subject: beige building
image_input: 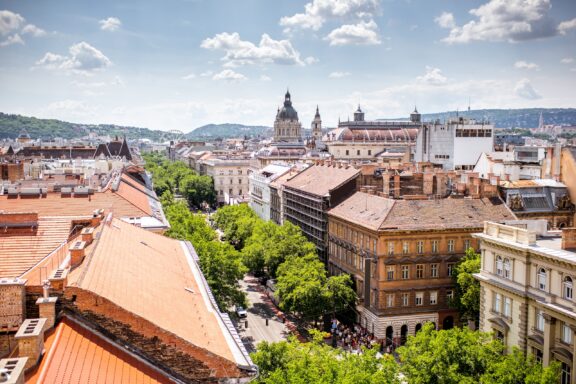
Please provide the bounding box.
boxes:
[200,154,254,204]
[475,222,576,384]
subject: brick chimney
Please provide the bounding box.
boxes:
[69,240,87,267]
[14,318,46,370]
[80,227,95,244]
[35,281,58,331]
[90,209,104,226]
[562,228,576,251]
[0,357,28,384]
[0,278,27,331]
[48,267,68,292]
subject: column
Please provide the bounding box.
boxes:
[543,313,556,366]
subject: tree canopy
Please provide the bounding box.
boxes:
[452,247,482,322]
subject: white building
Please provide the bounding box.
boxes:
[475,222,576,384]
[249,163,291,221]
[415,117,494,170]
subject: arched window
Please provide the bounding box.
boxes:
[503,258,511,279]
[496,256,503,276]
[564,276,573,300]
[538,268,547,291]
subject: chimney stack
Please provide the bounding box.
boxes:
[48,268,68,292]
[80,227,95,245]
[69,240,87,267]
[0,278,27,331]
[14,318,46,370]
[36,281,58,331]
[0,357,28,384]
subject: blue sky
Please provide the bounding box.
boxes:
[0,0,575,131]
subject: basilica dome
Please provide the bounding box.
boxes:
[277,91,299,121]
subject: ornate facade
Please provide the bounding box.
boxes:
[273,91,302,143]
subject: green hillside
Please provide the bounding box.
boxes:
[186,123,272,139]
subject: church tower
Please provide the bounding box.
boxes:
[353,105,365,122]
[410,106,421,123]
[273,90,302,143]
[311,105,322,141]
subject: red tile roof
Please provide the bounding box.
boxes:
[28,317,172,384]
[284,163,360,197]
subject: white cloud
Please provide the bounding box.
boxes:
[328,71,350,78]
[441,0,560,44]
[21,24,46,37]
[561,58,574,64]
[0,10,24,35]
[280,0,380,32]
[0,33,23,47]
[304,56,319,65]
[260,74,272,81]
[435,12,455,29]
[325,20,381,45]
[200,70,213,77]
[36,42,112,74]
[212,69,247,82]
[201,32,305,66]
[514,61,539,70]
[182,73,196,80]
[42,99,97,119]
[415,66,447,85]
[99,17,122,32]
[515,78,541,99]
[558,18,576,35]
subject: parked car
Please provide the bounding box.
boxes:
[235,306,247,318]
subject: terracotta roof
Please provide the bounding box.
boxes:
[116,179,153,216]
[284,163,360,196]
[0,190,150,218]
[329,192,515,231]
[28,317,172,384]
[0,216,73,278]
[67,218,250,367]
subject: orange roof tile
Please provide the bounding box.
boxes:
[116,179,153,215]
[284,163,360,196]
[0,217,73,278]
[28,317,172,384]
[0,191,149,218]
[67,218,249,367]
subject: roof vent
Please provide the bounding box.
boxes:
[15,318,47,370]
[0,357,28,384]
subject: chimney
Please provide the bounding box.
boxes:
[14,318,46,371]
[35,281,58,331]
[0,358,28,384]
[562,228,576,251]
[80,227,95,244]
[48,267,68,292]
[91,209,104,226]
[69,240,87,267]
[0,278,26,331]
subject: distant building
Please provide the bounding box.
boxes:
[474,222,576,383]
[415,117,494,170]
[200,153,253,205]
[249,163,291,221]
[311,105,323,143]
[324,106,419,161]
[274,90,302,143]
[494,133,526,151]
[327,193,515,343]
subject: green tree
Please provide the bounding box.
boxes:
[482,347,560,384]
[213,204,259,249]
[324,274,357,316]
[453,247,481,322]
[251,331,400,384]
[180,174,216,209]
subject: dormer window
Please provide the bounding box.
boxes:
[538,268,547,292]
[564,276,573,300]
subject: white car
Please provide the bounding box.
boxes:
[235,306,248,318]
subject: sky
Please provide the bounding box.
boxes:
[0,0,575,132]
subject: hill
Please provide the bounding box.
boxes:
[0,112,167,141]
[186,123,272,139]
[416,108,576,128]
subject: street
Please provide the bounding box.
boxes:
[236,275,289,352]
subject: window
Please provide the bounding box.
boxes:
[386,294,394,308]
[538,268,547,291]
[346,150,349,155]
[447,263,455,277]
[368,150,372,156]
[357,150,360,155]
[238,178,242,184]
[504,297,511,317]
[430,291,437,305]
[448,239,455,252]
[494,293,501,313]
[402,241,409,254]
[388,242,394,256]
[431,264,438,278]
[431,240,439,253]
[561,362,571,384]
[238,170,242,175]
[239,189,242,195]
[503,258,511,279]
[464,239,471,250]
[446,290,454,301]
[562,322,573,345]
[415,292,423,306]
[228,169,233,175]
[416,264,424,279]
[386,266,394,281]
[417,241,424,254]
[496,256,503,276]
[401,265,409,279]
[536,310,544,332]
[564,276,573,300]
[229,188,233,195]
[402,293,409,306]
[373,239,377,255]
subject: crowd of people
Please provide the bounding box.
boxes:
[330,322,378,354]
